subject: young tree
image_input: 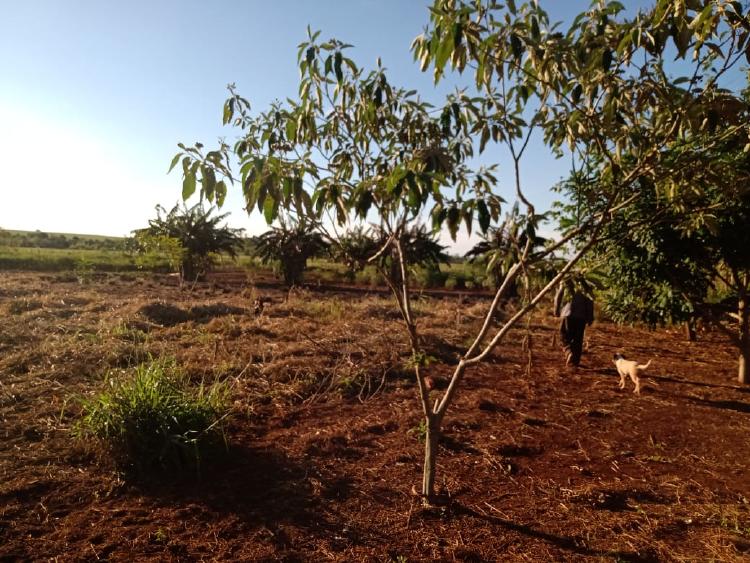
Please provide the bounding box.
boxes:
[172,35,499,502]
[372,223,451,287]
[253,216,329,287]
[465,202,547,293]
[329,226,380,281]
[595,145,750,381]
[133,203,244,282]
[330,224,449,286]
[554,171,714,339]
[171,1,750,501]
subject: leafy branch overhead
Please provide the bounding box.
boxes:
[413,0,750,208]
[171,27,503,241]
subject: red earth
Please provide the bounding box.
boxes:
[1,271,749,561]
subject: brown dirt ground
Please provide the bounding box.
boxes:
[1,271,749,562]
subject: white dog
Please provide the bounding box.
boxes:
[613,353,652,394]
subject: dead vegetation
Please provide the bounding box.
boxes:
[0,271,749,561]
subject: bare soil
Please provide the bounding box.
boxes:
[1,271,749,561]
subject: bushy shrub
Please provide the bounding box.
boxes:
[355,267,383,287]
[253,219,328,287]
[414,264,447,288]
[133,203,244,281]
[75,358,230,474]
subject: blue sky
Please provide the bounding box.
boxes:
[1,0,660,251]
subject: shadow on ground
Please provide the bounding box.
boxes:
[136,443,358,551]
[138,302,247,326]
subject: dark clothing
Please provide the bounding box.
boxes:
[554,287,594,367]
[554,288,594,324]
[560,316,586,366]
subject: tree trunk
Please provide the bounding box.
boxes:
[421,414,439,502]
[739,293,749,384]
[684,319,696,342]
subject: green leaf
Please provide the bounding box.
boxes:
[452,22,462,49]
[431,204,447,231]
[182,172,196,201]
[673,25,691,57]
[202,166,217,201]
[510,34,523,61]
[356,190,373,217]
[282,177,292,199]
[435,32,453,72]
[602,49,612,71]
[222,98,234,125]
[334,51,343,82]
[324,54,332,75]
[216,180,227,207]
[285,118,297,142]
[463,207,473,236]
[447,206,460,241]
[263,193,277,224]
[479,126,491,153]
[407,182,420,209]
[477,200,490,233]
[571,84,583,104]
[616,31,633,55]
[168,153,182,174]
[531,17,540,41]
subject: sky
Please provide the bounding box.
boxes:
[1,0,662,252]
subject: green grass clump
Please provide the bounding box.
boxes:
[76,358,230,474]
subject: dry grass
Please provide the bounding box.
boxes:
[1,271,749,561]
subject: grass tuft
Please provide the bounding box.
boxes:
[75,358,230,474]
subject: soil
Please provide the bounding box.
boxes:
[1,271,749,562]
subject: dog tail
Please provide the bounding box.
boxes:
[637,359,652,370]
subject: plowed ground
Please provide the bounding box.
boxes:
[1,271,748,561]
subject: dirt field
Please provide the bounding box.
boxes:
[1,271,749,561]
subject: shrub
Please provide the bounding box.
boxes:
[133,203,244,282]
[355,267,383,287]
[253,218,328,286]
[414,264,447,288]
[75,358,230,474]
[74,256,95,284]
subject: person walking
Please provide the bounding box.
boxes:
[554,281,594,367]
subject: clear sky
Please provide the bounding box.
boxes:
[1,0,658,252]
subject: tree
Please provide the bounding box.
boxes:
[172,1,750,501]
[554,169,713,340]
[373,223,450,287]
[172,34,498,502]
[252,216,329,286]
[555,80,750,380]
[465,202,547,294]
[585,144,750,381]
[328,226,380,281]
[133,203,244,282]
